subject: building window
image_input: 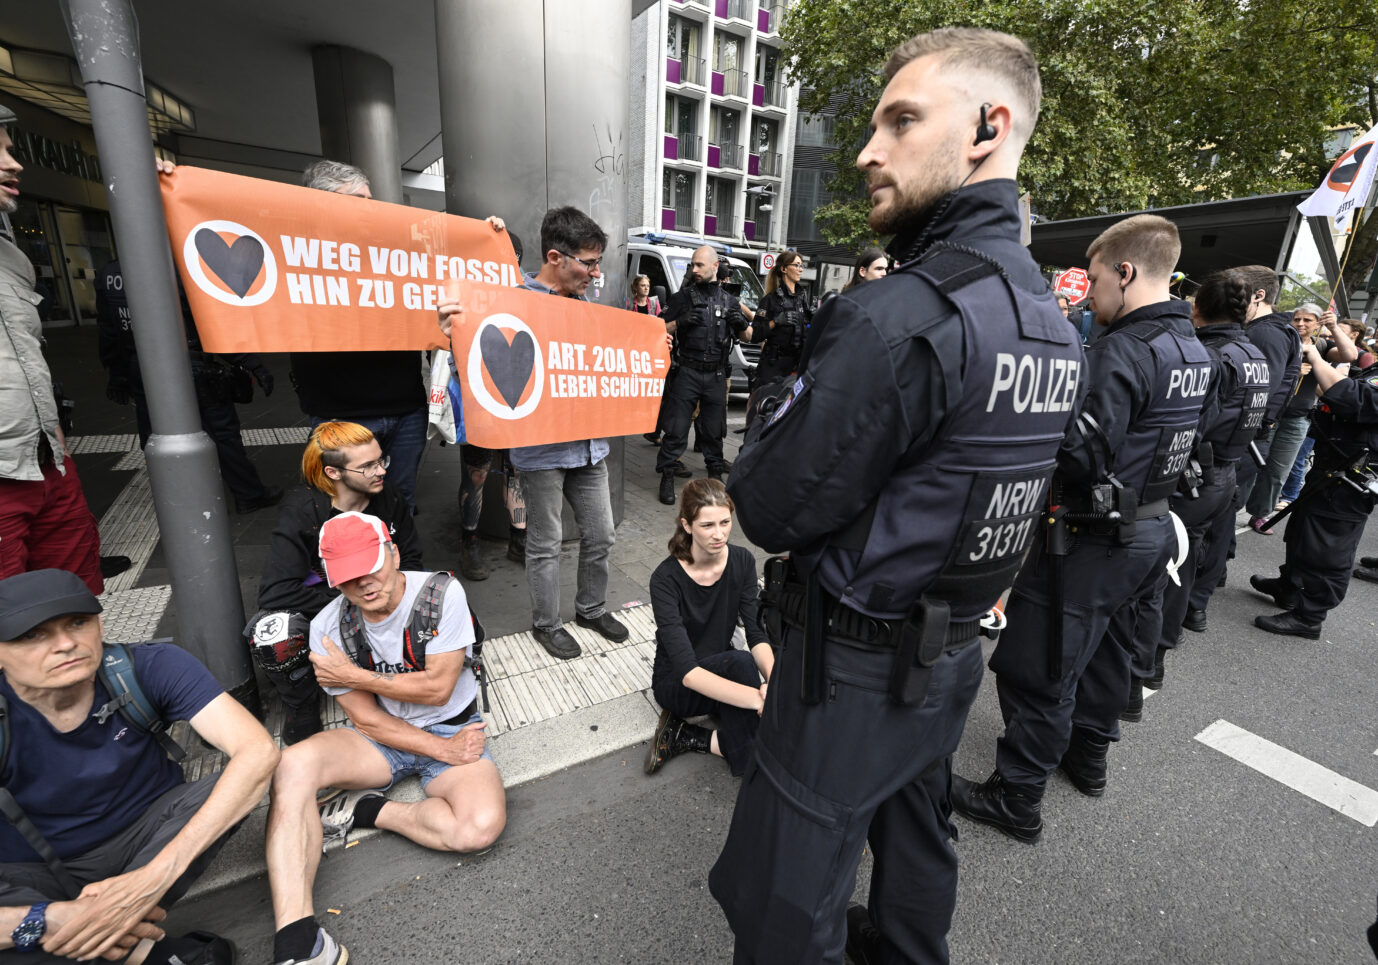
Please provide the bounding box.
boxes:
[797,113,835,148]
[789,169,831,243]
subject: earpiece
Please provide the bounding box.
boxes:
[1115,262,1135,285]
[974,103,997,145]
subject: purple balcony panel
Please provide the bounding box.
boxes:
[666,59,682,85]
[748,153,760,176]
[715,0,728,15]
[704,214,718,236]
[708,144,721,168]
[744,220,756,241]
[711,71,725,96]
[664,134,679,159]
[752,83,765,107]
[758,7,770,31]
[662,208,678,231]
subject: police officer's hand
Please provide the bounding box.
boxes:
[250,365,274,397]
[106,375,131,406]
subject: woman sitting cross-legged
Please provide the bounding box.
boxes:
[645,478,774,775]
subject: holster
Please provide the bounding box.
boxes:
[1045,508,1069,681]
[890,596,950,705]
[759,555,790,646]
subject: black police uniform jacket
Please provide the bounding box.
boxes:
[1313,361,1378,469]
[728,180,1085,621]
[754,285,813,369]
[665,282,747,365]
[1196,323,1270,464]
[1244,310,1303,425]
[1058,300,1215,505]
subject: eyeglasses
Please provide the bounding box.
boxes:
[339,455,390,477]
[560,251,603,272]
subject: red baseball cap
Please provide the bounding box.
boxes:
[318,512,392,587]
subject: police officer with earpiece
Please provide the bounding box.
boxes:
[952,214,1215,842]
[656,246,748,505]
[708,29,1084,964]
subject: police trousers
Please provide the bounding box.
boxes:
[1276,474,1377,622]
[657,366,727,474]
[709,626,984,965]
[1158,466,1236,649]
[991,516,1172,776]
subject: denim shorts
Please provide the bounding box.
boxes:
[356,709,493,789]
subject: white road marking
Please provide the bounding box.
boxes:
[1195,719,1378,826]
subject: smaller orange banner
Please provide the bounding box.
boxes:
[448,283,671,449]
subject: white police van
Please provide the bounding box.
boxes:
[626,231,765,394]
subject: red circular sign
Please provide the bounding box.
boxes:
[1054,267,1090,301]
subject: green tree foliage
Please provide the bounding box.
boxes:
[780,0,1378,250]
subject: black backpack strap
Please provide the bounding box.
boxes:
[0,696,82,898]
[338,600,372,670]
[95,644,185,763]
[405,572,453,671]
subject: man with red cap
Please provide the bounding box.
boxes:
[263,512,504,965]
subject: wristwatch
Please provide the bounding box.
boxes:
[11,901,49,952]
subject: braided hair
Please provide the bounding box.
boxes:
[1194,269,1251,327]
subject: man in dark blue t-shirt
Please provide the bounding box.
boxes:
[0,569,279,964]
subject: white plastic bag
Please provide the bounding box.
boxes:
[426,349,457,444]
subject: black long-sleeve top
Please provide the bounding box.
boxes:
[256,482,423,618]
[650,544,766,688]
[1244,311,1302,424]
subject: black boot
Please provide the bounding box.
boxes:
[506,526,526,564]
[644,709,711,774]
[1254,611,1322,639]
[1249,574,1297,610]
[659,471,676,506]
[458,531,489,581]
[844,905,884,965]
[950,771,1043,843]
[1059,728,1109,797]
[1121,679,1144,722]
[1182,608,1207,632]
[1145,645,1167,690]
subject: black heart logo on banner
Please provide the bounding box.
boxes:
[480,326,536,409]
[194,228,265,298]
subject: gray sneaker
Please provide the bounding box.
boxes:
[319,791,382,851]
[274,926,348,965]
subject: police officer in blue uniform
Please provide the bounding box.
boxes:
[707,29,1083,964]
[1250,346,1378,637]
[1190,267,1301,613]
[656,246,748,505]
[1118,269,1270,713]
[952,214,1214,835]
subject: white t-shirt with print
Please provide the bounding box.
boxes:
[310,571,477,729]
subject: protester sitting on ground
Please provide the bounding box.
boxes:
[0,569,277,965]
[249,421,423,744]
[841,246,889,292]
[645,479,773,776]
[265,512,504,965]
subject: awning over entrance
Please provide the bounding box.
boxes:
[1030,191,1311,282]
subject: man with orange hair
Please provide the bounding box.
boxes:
[249,422,423,742]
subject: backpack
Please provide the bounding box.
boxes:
[0,642,186,898]
[337,572,489,712]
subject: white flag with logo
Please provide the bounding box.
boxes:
[1297,123,1378,230]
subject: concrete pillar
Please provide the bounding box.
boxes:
[63,0,257,711]
[434,0,632,536]
[311,45,403,204]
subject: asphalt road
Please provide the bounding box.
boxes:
[168,518,1378,965]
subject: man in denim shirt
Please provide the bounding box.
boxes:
[440,207,628,659]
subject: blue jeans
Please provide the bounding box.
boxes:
[521,459,615,631]
[1245,413,1311,519]
[310,408,427,510]
[1280,436,1315,503]
[355,711,494,788]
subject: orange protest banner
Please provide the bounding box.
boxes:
[159,165,520,353]
[447,283,670,449]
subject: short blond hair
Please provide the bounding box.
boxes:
[1086,214,1181,282]
[884,28,1041,143]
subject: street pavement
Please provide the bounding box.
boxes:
[41,325,1378,963]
